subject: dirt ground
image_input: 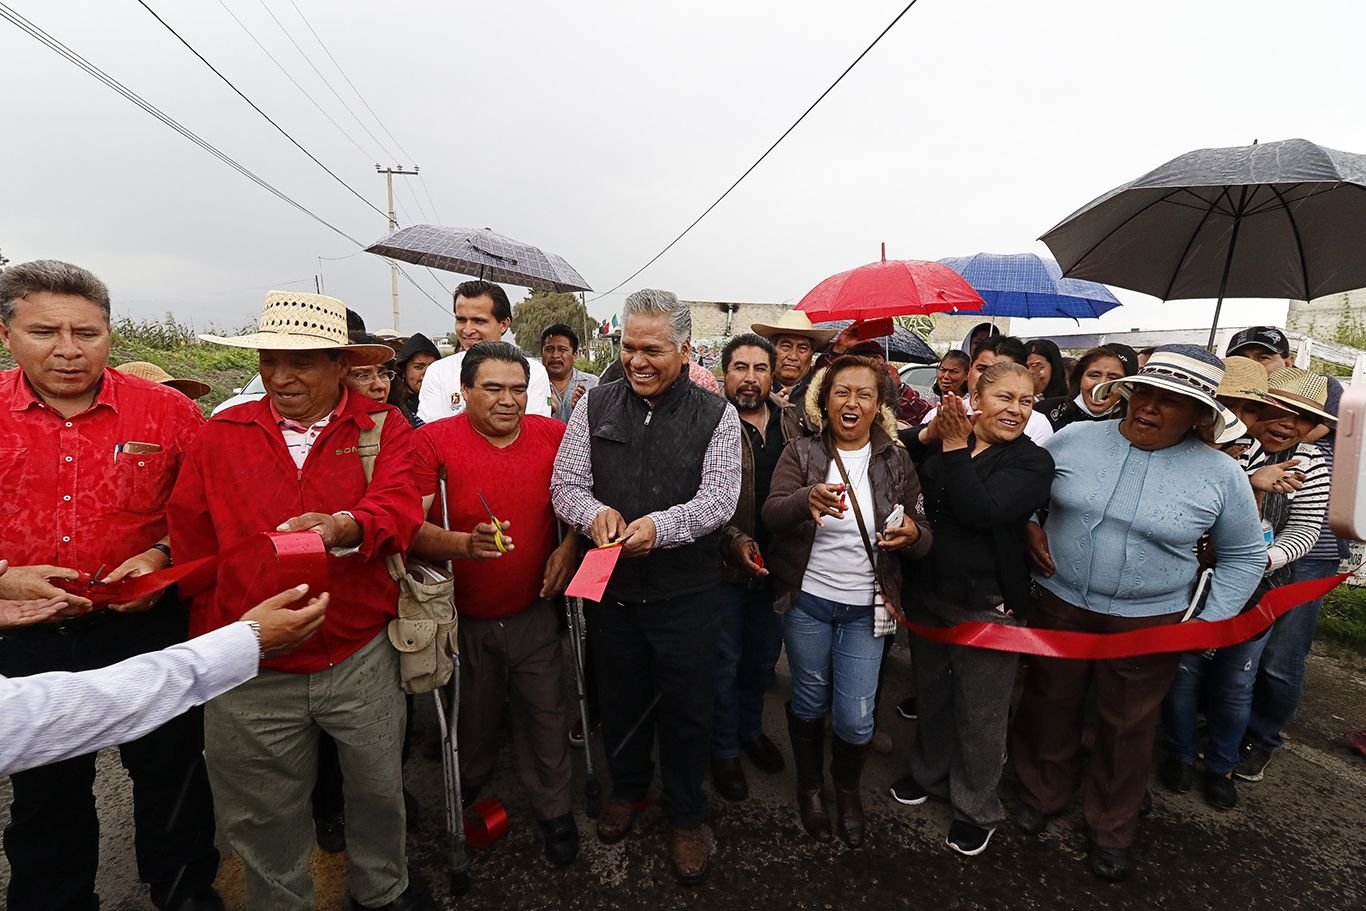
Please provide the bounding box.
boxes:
[3,640,1364,911]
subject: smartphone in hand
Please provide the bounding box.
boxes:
[884,504,905,533]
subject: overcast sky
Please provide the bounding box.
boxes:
[5,0,1363,341]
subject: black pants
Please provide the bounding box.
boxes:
[0,601,219,911]
[589,588,720,828]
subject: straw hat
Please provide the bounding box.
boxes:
[1215,356,1292,409]
[114,361,212,400]
[1264,367,1336,424]
[199,291,394,366]
[751,310,837,346]
[1092,344,1240,438]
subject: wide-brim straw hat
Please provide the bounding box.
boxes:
[1215,356,1294,414]
[199,291,394,366]
[1093,344,1240,438]
[114,361,212,400]
[1264,367,1336,424]
[751,309,837,346]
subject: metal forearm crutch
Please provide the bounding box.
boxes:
[433,467,472,894]
[564,593,601,817]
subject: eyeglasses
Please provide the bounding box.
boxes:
[348,368,396,383]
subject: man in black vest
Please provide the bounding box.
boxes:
[551,289,741,885]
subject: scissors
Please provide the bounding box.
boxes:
[477,491,511,553]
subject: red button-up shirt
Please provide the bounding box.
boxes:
[0,367,205,573]
[167,392,422,673]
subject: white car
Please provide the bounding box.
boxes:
[211,373,267,416]
[898,363,939,397]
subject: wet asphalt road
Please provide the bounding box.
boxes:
[3,640,1364,910]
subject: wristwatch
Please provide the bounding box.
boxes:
[242,619,265,660]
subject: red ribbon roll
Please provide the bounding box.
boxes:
[463,798,510,849]
[896,572,1350,659]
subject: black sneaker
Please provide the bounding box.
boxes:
[1234,743,1273,782]
[1203,770,1238,810]
[1160,757,1194,793]
[1088,843,1132,882]
[946,819,995,856]
[889,774,928,806]
[896,696,918,720]
[540,813,580,867]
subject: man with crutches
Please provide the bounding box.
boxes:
[411,341,582,867]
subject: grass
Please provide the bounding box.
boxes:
[0,315,259,413]
[1320,584,1366,654]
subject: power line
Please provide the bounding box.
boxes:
[0,3,449,315]
[590,0,923,302]
[135,0,385,220]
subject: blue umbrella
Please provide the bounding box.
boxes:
[938,253,1121,319]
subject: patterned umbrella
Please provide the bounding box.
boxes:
[366,224,592,292]
[814,320,937,364]
[938,253,1122,320]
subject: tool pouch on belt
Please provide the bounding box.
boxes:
[358,412,458,694]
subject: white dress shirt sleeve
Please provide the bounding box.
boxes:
[527,360,554,417]
[0,623,260,776]
[417,351,465,424]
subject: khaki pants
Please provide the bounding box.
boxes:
[205,632,408,910]
[458,600,573,820]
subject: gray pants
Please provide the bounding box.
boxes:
[204,632,408,910]
[909,595,1018,828]
[458,600,573,820]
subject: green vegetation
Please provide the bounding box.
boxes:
[0,315,259,414]
[1320,584,1366,654]
[510,289,593,354]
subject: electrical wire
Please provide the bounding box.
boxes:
[589,0,922,302]
[135,0,386,220]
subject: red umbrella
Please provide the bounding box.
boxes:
[796,246,985,322]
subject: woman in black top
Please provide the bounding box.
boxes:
[387,333,441,427]
[890,362,1055,856]
[1037,345,1134,431]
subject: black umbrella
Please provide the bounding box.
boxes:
[366,224,592,292]
[1041,138,1366,348]
[814,320,937,363]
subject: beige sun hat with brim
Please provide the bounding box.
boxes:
[1092,344,1241,440]
[751,309,837,346]
[1264,367,1337,425]
[114,361,212,400]
[198,291,394,367]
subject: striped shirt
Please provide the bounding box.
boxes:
[1241,439,1330,572]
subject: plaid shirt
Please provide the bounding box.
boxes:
[551,388,742,548]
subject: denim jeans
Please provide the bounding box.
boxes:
[783,591,885,745]
[1162,630,1269,774]
[713,579,784,758]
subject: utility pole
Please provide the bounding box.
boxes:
[377,165,420,332]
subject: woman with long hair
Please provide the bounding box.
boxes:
[1025,339,1068,401]
[1036,345,1134,431]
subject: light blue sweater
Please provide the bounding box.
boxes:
[1038,421,1265,622]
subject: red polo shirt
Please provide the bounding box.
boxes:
[412,414,565,620]
[0,367,205,573]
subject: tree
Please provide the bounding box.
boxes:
[511,290,591,353]
[0,248,9,271]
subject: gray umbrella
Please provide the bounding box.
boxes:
[814,320,937,363]
[1040,138,1366,347]
[366,224,592,292]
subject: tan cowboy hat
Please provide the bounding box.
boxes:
[1215,356,1293,412]
[199,291,394,366]
[751,309,837,346]
[1264,367,1336,424]
[114,361,212,400]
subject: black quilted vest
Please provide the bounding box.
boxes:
[587,372,727,604]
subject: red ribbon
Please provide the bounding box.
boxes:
[463,798,510,849]
[897,572,1350,659]
[52,532,328,609]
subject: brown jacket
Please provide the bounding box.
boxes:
[720,396,802,581]
[761,423,931,615]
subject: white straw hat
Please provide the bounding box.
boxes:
[114,360,211,400]
[199,291,394,366]
[1092,344,1241,438]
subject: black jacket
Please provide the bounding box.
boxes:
[388,333,441,427]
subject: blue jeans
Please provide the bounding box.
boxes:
[1246,557,1340,751]
[712,579,784,758]
[1162,630,1269,774]
[783,591,885,746]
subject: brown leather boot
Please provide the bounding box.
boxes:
[786,702,832,843]
[670,826,712,885]
[595,797,638,844]
[831,734,870,847]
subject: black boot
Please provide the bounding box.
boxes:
[831,734,870,847]
[785,702,832,843]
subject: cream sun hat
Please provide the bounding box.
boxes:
[1264,367,1336,425]
[114,361,212,400]
[199,291,394,366]
[751,309,838,346]
[1092,344,1241,438]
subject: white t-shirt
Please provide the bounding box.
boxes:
[801,443,878,606]
[921,403,1053,446]
[417,349,553,424]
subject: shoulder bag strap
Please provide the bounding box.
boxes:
[354,411,406,583]
[830,447,880,577]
